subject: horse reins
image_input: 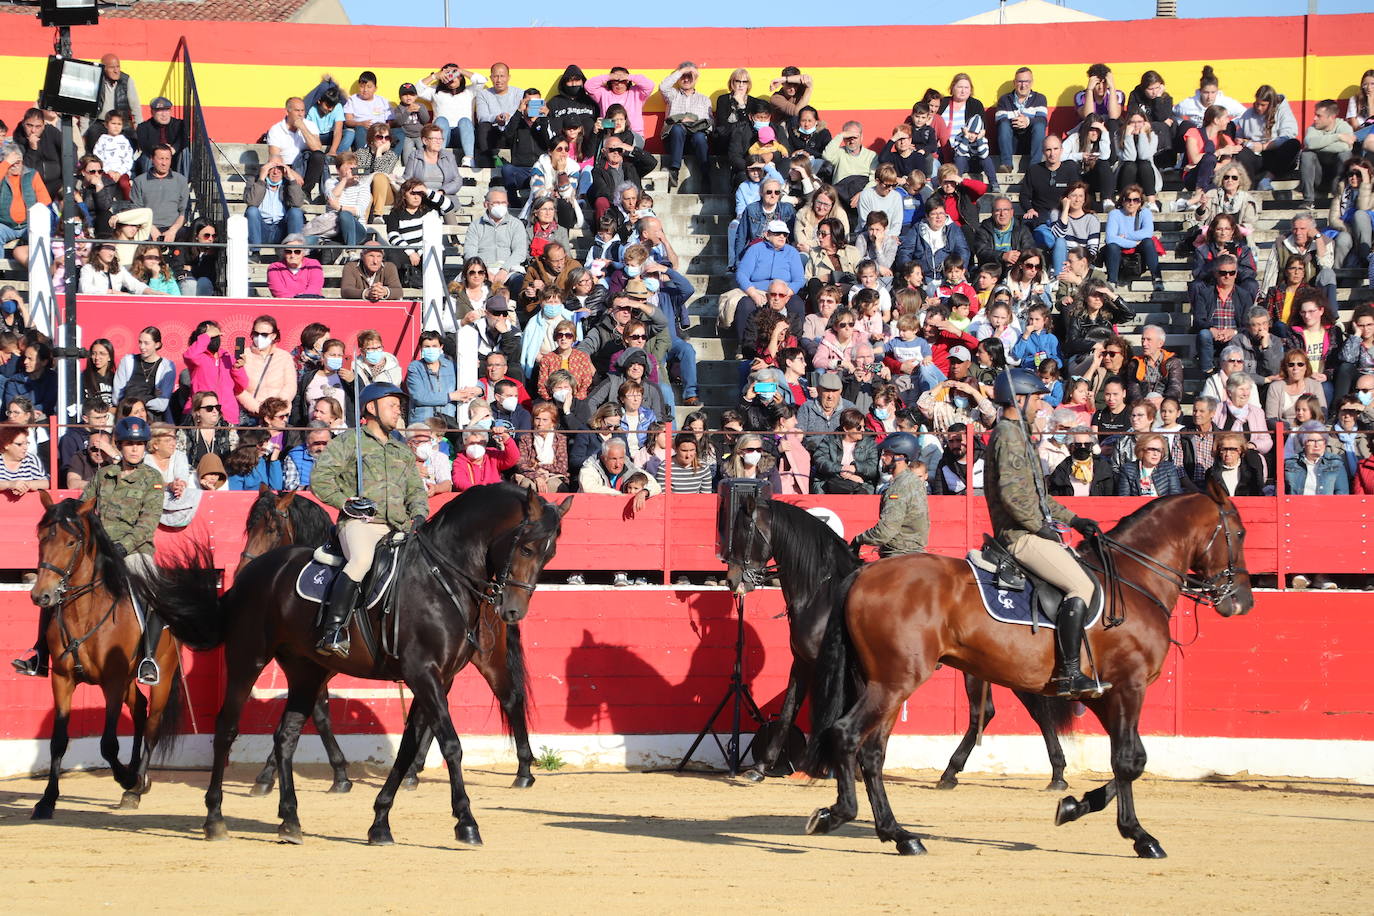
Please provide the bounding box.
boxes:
[38,519,121,678]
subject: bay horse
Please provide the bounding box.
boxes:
[28,492,184,819]
[721,496,1069,789]
[801,482,1253,857]
[236,487,543,795]
[156,483,570,846]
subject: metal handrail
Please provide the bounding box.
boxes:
[170,37,230,292]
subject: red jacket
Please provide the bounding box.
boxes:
[925,326,979,376]
[450,436,520,491]
[1353,457,1374,495]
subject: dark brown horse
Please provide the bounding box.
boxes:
[28,492,183,818]
[801,482,1253,857]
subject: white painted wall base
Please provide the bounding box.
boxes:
[3,733,1371,784]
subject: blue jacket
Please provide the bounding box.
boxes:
[229,456,284,492]
[284,443,317,489]
[1115,460,1196,497]
[3,368,58,417]
[1009,330,1061,368]
[405,356,458,424]
[897,221,970,277]
[735,242,806,295]
[1284,453,1350,495]
[730,201,797,267]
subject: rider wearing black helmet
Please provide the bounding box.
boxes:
[850,431,930,558]
[309,381,429,657]
[986,368,1109,699]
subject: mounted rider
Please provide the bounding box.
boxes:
[985,368,1109,700]
[310,382,429,657]
[13,416,167,685]
[850,432,930,558]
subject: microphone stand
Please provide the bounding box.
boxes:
[676,590,766,776]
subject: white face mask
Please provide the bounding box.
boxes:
[414,443,434,461]
[500,396,518,413]
[253,334,272,350]
[742,450,762,467]
[552,388,571,403]
[465,443,486,460]
[488,203,508,221]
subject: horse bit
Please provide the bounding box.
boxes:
[38,520,119,676]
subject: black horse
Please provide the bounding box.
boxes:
[238,487,540,795]
[722,494,1069,789]
[157,484,571,845]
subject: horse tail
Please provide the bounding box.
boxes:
[151,663,186,763]
[499,622,531,736]
[799,568,862,778]
[153,545,231,651]
[1018,690,1075,735]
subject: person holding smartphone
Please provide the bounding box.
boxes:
[586,67,654,137]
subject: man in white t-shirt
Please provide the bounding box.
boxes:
[342,70,398,152]
[266,97,326,203]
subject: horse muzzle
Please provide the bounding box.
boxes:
[31,588,57,608]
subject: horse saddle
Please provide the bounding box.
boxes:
[967,535,1104,630]
[294,530,404,611]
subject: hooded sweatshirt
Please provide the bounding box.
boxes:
[547,65,600,139]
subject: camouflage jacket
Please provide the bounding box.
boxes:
[985,417,1074,542]
[81,463,165,557]
[857,469,930,557]
[311,426,428,529]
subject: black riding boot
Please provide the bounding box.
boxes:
[1050,598,1111,699]
[315,575,360,658]
[11,607,53,677]
[137,609,162,687]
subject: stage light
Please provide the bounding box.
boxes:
[39,0,100,28]
[38,55,102,118]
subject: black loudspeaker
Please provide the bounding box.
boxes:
[715,477,772,562]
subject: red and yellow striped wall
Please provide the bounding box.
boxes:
[2,14,1371,149]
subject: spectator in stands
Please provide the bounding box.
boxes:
[898,204,970,280]
[64,428,117,489]
[181,219,221,296]
[79,241,151,294]
[355,328,404,387]
[1232,85,1301,191]
[823,121,877,207]
[1040,181,1099,276]
[1215,372,1273,456]
[17,108,61,199]
[1187,164,1260,247]
[537,320,594,399]
[404,124,462,200]
[794,185,849,257]
[1200,346,1243,405]
[527,140,584,228]
[403,330,461,425]
[416,64,485,168]
[112,327,173,421]
[451,256,494,317]
[475,63,522,168]
[1262,215,1338,318]
[514,401,570,494]
[1091,378,1131,458]
[878,123,929,182]
[145,422,199,527]
[1206,430,1265,497]
[726,221,805,335]
[588,139,642,223]
[927,423,983,495]
[353,123,403,220]
[178,390,238,465]
[857,164,905,234]
[3,341,56,418]
[131,145,189,244]
[1,145,51,269]
[452,421,520,492]
[714,69,765,163]
[130,245,181,296]
[1286,424,1349,581]
[1017,134,1079,233]
[1191,212,1258,302]
[1124,325,1183,404]
[283,421,333,492]
[731,178,795,267]
[91,111,135,201]
[0,423,47,494]
[498,89,550,200]
[266,236,323,298]
[1116,113,1161,210]
[236,315,297,421]
[649,431,706,494]
[1103,185,1163,291]
[1075,63,1124,129]
[1298,100,1355,209]
[1238,307,1287,385]
[383,182,455,289]
[225,428,282,491]
[803,217,861,294]
[303,84,344,184]
[1192,253,1252,374]
[1174,66,1246,130]
[339,71,394,152]
[580,435,657,500]
[1115,431,1194,497]
[464,189,526,293]
[57,396,112,478]
[1266,346,1327,425]
[796,371,854,437]
[807,408,876,494]
[940,74,994,189]
[658,63,713,191]
[1047,427,1112,496]
[585,67,652,139]
[302,338,348,417]
[319,153,371,247]
[994,67,1048,173]
[518,240,577,313]
[135,97,187,177]
[972,196,1034,274]
[194,453,229,492]
[1329,159,1374,269]
[1335,305,1374,397]
[1064,119,1116,212]
[342,240,403,301]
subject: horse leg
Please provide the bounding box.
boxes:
[99,677,137,791]
[205,655,267,840]
[472,622,535,788]
[119,683,150,809]
[130,639,181,807]
[1017,691,1069,791]
[312,690,353,794]
[1100,687,1164,858]
[858,727,925,856]
[752,658,809,780]
[805,686,883,839]
[367,707,427,845]
[32,674,76,820]
[272,658,330,844]
[412,674,482,846]
[402,721,433,790]
[250,746,279,797]
[937,673,995,790]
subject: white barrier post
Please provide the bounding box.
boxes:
[421,215,449,334]
[226,212,249,298]
[26,204,55,338]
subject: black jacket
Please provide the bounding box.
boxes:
[1190,285,1255,333]
[547,65,600,138]
[971,216,1037,269]
[135,117,188,155]
[1204,452,1267,497]
[589,159,642,207]
[1017,160,1082,219]
[1126,87,1175,125]
[1047,455,1115,496]
[500,115,550,167]
[713,93,769,153]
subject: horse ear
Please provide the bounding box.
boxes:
[556,494,575,517]
[1204,475,1230,505]
[276,491,296,511]
[259,482,272,496]
[77,495,97,516]
[39,490,54,509]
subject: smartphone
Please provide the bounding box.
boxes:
[600,118,615,130]
[527,98,543,118]
[234,336,246,359]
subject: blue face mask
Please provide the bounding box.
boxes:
[364,350,384,366]
[642,277,661,293]
[0,299,17,315]
[325,356,344,371]
[753,120,768,132]
[421,346,443,364]
[1359,390,1374,407]
[624,265,641,278]
[797,125,816,135]
[1052,432,1068,444]
[873,407,889,420]
[952,395,971,410]
[542,304,563,319]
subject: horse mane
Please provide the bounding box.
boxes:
[427,482,560,573]
[41,498,130,601]
[1107,492,1206,542]
[287,495,333,545]
[766,499,861,604]
[245,490,280,537]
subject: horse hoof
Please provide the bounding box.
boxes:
[277,822,304,845]
[510,775,535,789]
[400,775,420,791]
[118,791,141,810]
[1046,778,1069,792]
[1134,838,1167,859]
[805,808,833,836]
[895,837,927,856]
[1054,796,1084,826]
[31,803,55,821]
[935,776,958,790]
[204,820,228,841]
[248,781,274,797]
[367,827,394,846]
[455,824,483,846]
[738,768,766,784]
[328,779,353,794]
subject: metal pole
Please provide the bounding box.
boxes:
[57,25,81,422]
[443,0,450,27]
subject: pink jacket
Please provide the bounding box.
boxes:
[184,333,250,424]
[266,258,324,299]
[450,437,520,491]
[585,73,654,135]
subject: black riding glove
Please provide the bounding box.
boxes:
[408,515,427,534]
[1070,517,1102,539]
[848,536,864,556]
[1036,524,1060,541]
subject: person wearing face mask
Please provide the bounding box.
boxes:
[1048,428,1115,497]
[520,293,579,376]
[184,320,250,425]
[404,422,453,496]
[849,432,929,558]
[235,313,298,422]
[490,378,533,431]
[354,328,404,387]
[450,422,520,492]
[405,330,467,425]
[541,369,584,430]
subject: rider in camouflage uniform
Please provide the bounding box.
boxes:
[985,368,1109,699]
[13,417,167,685]
[310,382,428,657]
[851,432,930,558]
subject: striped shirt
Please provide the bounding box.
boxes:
[0,452,45,481]
[386,190,455,252]
[1050,211,1101,258]
[655,460,714,494]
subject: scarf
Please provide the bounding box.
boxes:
[992,224,1013,251]
[1071,458,1094,484]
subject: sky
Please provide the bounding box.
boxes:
[340,0,1368,28]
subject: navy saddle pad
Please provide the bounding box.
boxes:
[295,546,399,610]
[966,558,1103,630]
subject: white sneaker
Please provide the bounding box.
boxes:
[1101,199,1115,212]
[612,572,630,587]
[1149,200,1161,212]
[461,156,474,169]
[1290,574,1310,590]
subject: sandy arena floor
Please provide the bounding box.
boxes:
[1,762,1370,914]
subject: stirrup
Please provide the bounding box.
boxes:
[1050,673,1110,700]
[315,627,350,659]
[136,657,161,687]
[12,653,47,677]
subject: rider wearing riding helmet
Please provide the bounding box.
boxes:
[310,382,429,657]
[12,416,167,685]
[986,368,1109,699]
[850,431,930,557]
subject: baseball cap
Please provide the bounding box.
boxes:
[765,219,790,235]
[817,371,843,391]
[398,82,418,96]
[150,97,173,111]
[947,346,972,363]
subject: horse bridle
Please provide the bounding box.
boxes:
[730,502,776,590]
[239,503,291,565]
[37,518,120,676]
